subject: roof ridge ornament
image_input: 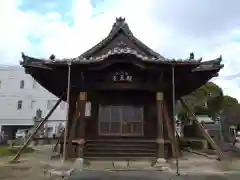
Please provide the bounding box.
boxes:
[189,52,194,60]
[21,52,26,59]
[110,17,133,36]
[49,54,55,60]
[219,55,222,61]
[116,17,126,25]
[189,52,202,62]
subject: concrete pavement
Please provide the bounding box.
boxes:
[69,170,240,180]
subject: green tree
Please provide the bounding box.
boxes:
[222,95,238,107]
[177,82,238,123]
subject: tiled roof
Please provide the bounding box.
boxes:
[76,17,163,61]
[20,17,223,68]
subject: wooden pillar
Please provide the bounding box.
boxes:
[66,93,78,158]
[156,92,165,159]
[76,92,87,158]
[163,100,178,158]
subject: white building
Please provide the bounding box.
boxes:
[0,65,66,139]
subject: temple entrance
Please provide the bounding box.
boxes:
[98,105,144,136]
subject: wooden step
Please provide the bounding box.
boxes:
[85,156,156,160]
[85,146,156,152]
[84,138,157,159]
[84,151,156,157]
[86,142,156,148]
[87,139,156,143]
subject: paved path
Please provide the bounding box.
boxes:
[69,171,240,180]
[1,145,240,180]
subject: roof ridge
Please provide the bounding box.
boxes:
[109,17,133,36]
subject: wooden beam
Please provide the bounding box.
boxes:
[53,111,81,155]
[52,128,65,152]
[11,92,65,162]
[64,93,77,158]
[156,92,164,158]
[162,101,179,158]
[66,101,78,158]
[66,92,85,158]
[76,92,87,158]
[180,99,224,160]
[53,109,82,156]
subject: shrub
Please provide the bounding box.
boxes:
[0,146,34,156]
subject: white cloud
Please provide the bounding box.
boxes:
[0,0,240,102]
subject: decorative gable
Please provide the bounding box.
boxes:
[78,17,164,62]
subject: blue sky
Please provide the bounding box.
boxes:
[0,0,240,101]
[19,0,72,14]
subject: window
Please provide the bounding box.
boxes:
[20,80,24,89]
[30,100,36,109]
[111,106,121,122]
[98,105,144,134]
[0,80,2,89]
[32,80,37,89]
[99,106,143,122]
[99,106,111,122]
[47,100,58,109]
[60,102,65,110]
[17,100,23,109]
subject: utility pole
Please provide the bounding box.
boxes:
[62,61,72,163]
[172,65,180,176]
[218,111,224,141]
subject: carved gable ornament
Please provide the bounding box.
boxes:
[115,40,129,49]
[113,40,147,56]
[78,39,155,62]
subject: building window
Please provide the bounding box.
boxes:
[17,100,23,109]
[32,80,37,89]
[60,102,65,110]
[30,100,36,109]
[20,80,24,89]
[47,100,58,109]
[98,105,143,134]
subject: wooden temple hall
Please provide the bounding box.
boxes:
[19,17,224,160]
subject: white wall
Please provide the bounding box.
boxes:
[196,115,213,123]
[0,66,67,126]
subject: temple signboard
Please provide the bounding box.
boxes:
[113,71,132,82]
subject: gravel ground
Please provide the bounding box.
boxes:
[1,145,240,180]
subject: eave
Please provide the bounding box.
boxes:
[175,67,223,98]
[21,53,223,101]
[21,52,206,67]
[20,53,53,71]
[26,67,68,101]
